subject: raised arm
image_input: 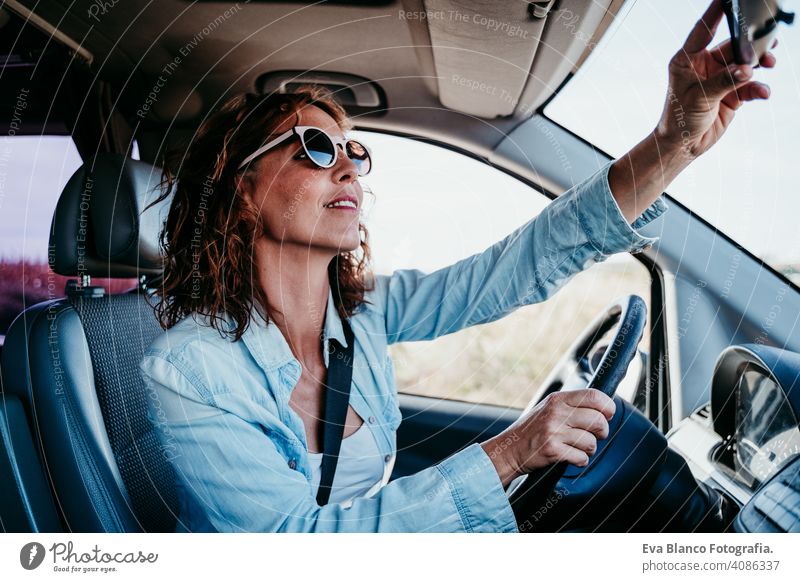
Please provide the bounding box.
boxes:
[371,0,781,346]
[610,0,776,223]
[370,159,667,344]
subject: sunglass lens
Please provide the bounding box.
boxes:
[303,129,336,167]
[346,140,371,176]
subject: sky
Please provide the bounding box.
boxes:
[1,0,798,271]
[546,0,800,266]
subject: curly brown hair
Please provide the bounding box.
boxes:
[147,87,374,341]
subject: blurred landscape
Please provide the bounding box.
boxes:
[0,260,137,337]
[389,260,652,409]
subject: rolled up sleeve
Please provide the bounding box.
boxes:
[574,158,668,256]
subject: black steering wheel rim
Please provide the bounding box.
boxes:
[506,295,648,525]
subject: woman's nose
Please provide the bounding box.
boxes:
[334,143,358,182]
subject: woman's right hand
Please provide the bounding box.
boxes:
[480,389,616,488]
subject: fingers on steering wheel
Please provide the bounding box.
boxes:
[563,389,616,421]
[564,428,598,456]
[562,445,590,468]
[564,407,610,440]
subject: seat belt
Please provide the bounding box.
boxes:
[316,317,355,506]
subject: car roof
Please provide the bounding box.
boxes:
[5,0,625,157]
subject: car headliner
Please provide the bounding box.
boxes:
[6,0,624,158]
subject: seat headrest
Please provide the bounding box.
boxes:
[50,154,173,278]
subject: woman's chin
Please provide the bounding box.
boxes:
[336,239,361,254]
[312,238,360,256]
[331,230,361,254]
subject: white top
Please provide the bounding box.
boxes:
[308,422,385,507]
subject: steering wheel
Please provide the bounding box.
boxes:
[506,295,648,519]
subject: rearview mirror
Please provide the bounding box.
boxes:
[723,0,794,65]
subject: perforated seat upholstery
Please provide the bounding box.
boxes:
[0,154,178,532]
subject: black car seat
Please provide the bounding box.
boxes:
[0,154,179,532]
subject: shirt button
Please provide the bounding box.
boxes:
[368,416,376,424]
[288,459,297,470]
[384,454,391,463]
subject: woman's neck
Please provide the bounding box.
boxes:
[254,237,334,360]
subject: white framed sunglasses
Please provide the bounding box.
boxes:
[237,125,372,176]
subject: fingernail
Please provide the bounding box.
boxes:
[734,68,749,81]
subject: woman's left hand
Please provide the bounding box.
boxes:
[654,0,778,160]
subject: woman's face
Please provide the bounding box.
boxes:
[240,104,364,255]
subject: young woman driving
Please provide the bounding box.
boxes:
[140,1,776,532]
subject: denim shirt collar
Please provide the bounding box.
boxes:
[237,286,348,373]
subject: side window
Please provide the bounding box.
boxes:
[0,136,135,342]
[356,131,651,410]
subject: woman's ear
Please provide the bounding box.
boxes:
[235,171,255,202]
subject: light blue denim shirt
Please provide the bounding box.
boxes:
[139,158,667,533]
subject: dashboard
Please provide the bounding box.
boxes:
[709,345,800,492]
[667,344,800,532]
[733,368,800,487]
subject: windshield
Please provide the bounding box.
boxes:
[544,0,800,283]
